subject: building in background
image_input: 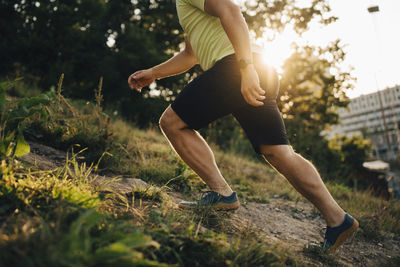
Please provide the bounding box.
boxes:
[327,84,400,160]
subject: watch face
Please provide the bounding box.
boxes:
[238,59,246,69]
[238,59,252,69]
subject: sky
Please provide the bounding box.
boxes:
[260,0,400,99]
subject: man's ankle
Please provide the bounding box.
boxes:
[326,211,346,227]
[214,187,234,197]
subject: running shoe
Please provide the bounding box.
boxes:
[323,213,359,253]
[178,191,240,210]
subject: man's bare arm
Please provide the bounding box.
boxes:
[204,0,266,106]
[152,37,198,79]
[128,37,197,92]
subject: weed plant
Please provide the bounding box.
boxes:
[302,244,340,266]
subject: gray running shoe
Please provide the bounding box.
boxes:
[178,191,240,210]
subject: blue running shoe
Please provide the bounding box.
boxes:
[178,191,240,210]
[323,213,359,253]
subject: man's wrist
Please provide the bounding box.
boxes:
[238,58,253,70]
[150,67,159,80]
[239,63,255,74]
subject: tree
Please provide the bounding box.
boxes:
[0,1,188,118]
[329,134,372,187]
[279,41,353,133]
[243,0,337,38]
[1,0,356,139]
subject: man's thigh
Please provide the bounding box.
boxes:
[233,101,289,154]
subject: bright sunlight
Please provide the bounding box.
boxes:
[257,28,299,73]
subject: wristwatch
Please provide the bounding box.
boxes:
[238,58,253,69]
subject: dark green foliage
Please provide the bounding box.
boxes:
[120,96,168,128]
[200,116,257,159]
[328,134,372,187]
[0,0,179,133]
[329,135,372,172]
[0,79,52,159]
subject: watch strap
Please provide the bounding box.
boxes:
[238,58,253,69]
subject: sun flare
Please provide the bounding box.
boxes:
[257,29,298,73]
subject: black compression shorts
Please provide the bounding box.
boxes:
[171,53,289,153]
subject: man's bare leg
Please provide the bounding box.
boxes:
[260,144,346,227]
[159,106,344,225]
[159,106,233,196]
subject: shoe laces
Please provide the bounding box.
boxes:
[322,227,333,250]
[320,226,327,239]
[199,190,220,204]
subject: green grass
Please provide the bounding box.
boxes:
[302,244,340,266]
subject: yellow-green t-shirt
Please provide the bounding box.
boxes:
[176,0,235,71]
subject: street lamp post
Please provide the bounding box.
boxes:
[367,4,394,160]
[367,5,379,13]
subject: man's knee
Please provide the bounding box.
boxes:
[159,106,186,133]
[260,145,296,162]
[159,108,174,132]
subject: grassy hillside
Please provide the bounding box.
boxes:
[1,83,400,266]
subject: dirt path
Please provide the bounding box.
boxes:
[233,200,399,266]
[21,141,400,266]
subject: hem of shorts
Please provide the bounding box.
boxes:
[170,104,202,131]
[254,141,290,154]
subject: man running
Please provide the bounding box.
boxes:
[128,0,358,253]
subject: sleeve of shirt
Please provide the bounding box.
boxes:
[185,0,205,11]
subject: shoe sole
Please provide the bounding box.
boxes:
[328,219,359,253]
[178,201,240,211]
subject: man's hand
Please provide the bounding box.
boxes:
[240,65,265,106]
[128,68,156,92]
